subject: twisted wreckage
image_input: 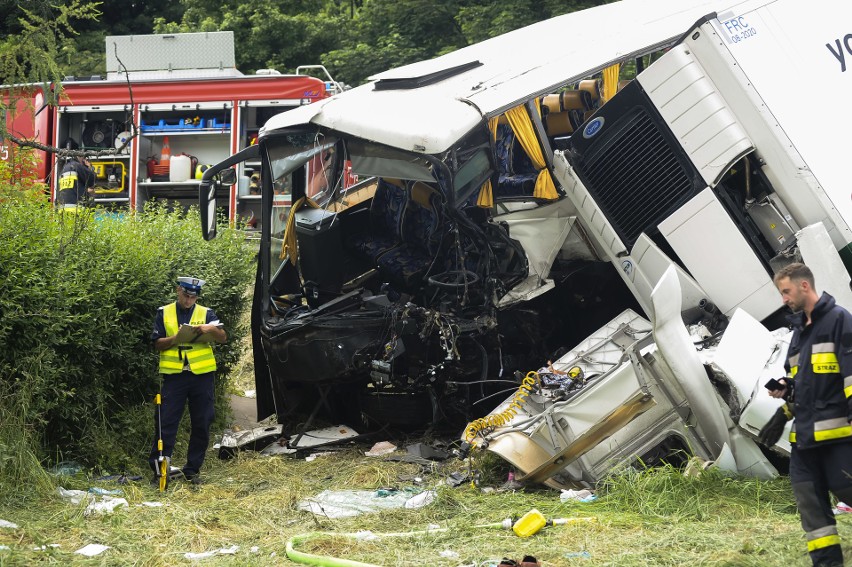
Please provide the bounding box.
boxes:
[201,0,852,486]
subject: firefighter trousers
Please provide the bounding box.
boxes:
[790,442,852,567]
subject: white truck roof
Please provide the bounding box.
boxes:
[263,0,770,153]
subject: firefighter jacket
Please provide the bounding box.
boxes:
[57,159,95,206]
[158,302,218,375]
[784,292,852,449]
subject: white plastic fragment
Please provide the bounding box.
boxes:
[184,545,240,559]
[75,544,109,556]
[84,496,128,516]
[439,549,459,558]
[365,441,397,456]
[57,487,91,505]
[404,490,436,509]
[0,520,18,529]
[185,550,217,560]
[560,489,596,502]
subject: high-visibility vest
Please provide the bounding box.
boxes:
[158,303,218,375]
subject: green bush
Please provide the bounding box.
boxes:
[0,162,254,491]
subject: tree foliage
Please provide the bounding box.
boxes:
[1,0,614,90]
[0,155,255,472]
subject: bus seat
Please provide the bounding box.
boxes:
[349,177,408,262]
[578,79,601,102]
[544,109,584,137]
[542,94,561,114]
[561,90,593,111]
[377,182,445,288]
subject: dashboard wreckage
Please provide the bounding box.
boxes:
[201,0,852,485]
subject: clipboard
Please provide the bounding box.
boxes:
[174,323,223,344]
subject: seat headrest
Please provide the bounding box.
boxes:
[410,181,438,208]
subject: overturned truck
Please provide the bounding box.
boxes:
[200,0,852,483]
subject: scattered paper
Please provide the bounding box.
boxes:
[305,452,333,462]
[75,544,109,557]
[185,545,240,559]
[439,549,459,559]
[85,496,128,516]
[0,520,18,529]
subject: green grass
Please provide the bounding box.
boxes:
[0,445,832,566]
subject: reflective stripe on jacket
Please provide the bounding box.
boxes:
[785,293,852,448]
[158,302,217,375]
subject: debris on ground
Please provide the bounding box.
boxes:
[49,461,82,476]
[0,520,18,529]
[446,471,470,487]
[184,545,239,560]
[57,487,128,515]
[75,543,110,557]
[405,443,450,461]
[298,488,436,518]
[365,441,397,456]
[218,425,283,459]
[559,489,596,503]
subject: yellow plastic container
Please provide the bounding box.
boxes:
[512,509,547,538]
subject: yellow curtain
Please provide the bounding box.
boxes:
[279,196,320,264]
[504,104,558,200]
[476,117,500,208]
[602,63,621,103]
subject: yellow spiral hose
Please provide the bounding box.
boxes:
[464,371,539,442]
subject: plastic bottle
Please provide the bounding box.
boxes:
[512,508,547,537]
[160,136,171,165]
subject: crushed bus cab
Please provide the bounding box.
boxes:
[200,0,852,483]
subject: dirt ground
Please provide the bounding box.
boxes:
[228,394,261,430]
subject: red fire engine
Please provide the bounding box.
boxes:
[1,32,334,229]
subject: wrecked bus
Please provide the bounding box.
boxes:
[200,0,852,482]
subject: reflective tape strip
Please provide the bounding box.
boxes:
[59,172,78,190]
[808,525,839,540]
[790,423,796,443]
[782,404,793,420]
[791,365,798,378]
[811,352,839,374]
[845,376,852,398]
[814,418,852,442]
[812,342,836,354]
[789,353,800,367]
[807,534,841,552]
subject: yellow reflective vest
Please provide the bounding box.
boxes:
[158,302,218,375]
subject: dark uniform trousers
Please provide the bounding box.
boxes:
[148,370,215,478]
[791,442,852,566]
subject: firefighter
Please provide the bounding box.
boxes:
[149,277,227,485]
[56,139,96,208]
[760,262,852,567]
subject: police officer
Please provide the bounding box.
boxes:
[57,139,96,208]
[149,277,227,485]
[760,262,852,567]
